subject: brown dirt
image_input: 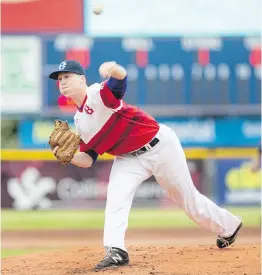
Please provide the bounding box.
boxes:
[2,228,261,275]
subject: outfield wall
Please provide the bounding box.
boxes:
[1,148,260,210]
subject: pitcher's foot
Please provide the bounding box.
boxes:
[217,220,243,249]
[94,247,129,271]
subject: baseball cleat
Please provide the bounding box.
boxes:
[94,247,129,271]
[216,220,243,249]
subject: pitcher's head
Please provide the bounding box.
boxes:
[49,60,86,98]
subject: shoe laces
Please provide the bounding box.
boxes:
[104,247,114,259]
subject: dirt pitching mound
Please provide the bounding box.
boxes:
[2,244,260,275]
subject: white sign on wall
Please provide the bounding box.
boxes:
[1,36,42,113]
[86,0,261,36]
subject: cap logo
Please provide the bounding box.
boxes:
[59,61,67,70]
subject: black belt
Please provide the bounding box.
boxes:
[129,137,159,156]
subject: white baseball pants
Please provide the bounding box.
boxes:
[103,124,242,251]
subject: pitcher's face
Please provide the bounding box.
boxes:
[57,72,85,98]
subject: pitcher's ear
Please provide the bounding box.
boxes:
[80,75,86,83]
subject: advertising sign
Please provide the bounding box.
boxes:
[2,0,84,33]
[19,120,76,149]
[19,118,261,149]
[163,118,261,147]
[1,160,204,210]
[215,159,261,205]
[1,36,42,113]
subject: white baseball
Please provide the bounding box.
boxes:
[93,5,103,15]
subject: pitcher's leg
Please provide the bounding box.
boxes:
[154,130,241,237]
[104,155,151,251]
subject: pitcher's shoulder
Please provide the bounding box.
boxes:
[89,82,104,92]
[87,82,107,105]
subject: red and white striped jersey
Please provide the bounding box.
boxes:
[74,81,159,155]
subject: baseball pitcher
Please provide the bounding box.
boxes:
[48,60,242,271]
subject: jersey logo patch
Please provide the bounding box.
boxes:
[84,105,94,115]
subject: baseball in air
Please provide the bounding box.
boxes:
[93,5,103,15]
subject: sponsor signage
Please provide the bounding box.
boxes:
[1,160,204,209]
[215,159,261,205]
[19,118,260,148]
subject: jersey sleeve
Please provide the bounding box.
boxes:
[99,77,127,109]
[79,139,90,152]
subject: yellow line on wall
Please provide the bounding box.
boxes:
[0,148,257,161]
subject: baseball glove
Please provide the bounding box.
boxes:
[49,120,80,165]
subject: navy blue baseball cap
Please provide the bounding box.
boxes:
[49,60,86,80]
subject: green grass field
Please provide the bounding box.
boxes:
[1,249,49,258]
[2,207,261,231]
[2,208,260,258]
